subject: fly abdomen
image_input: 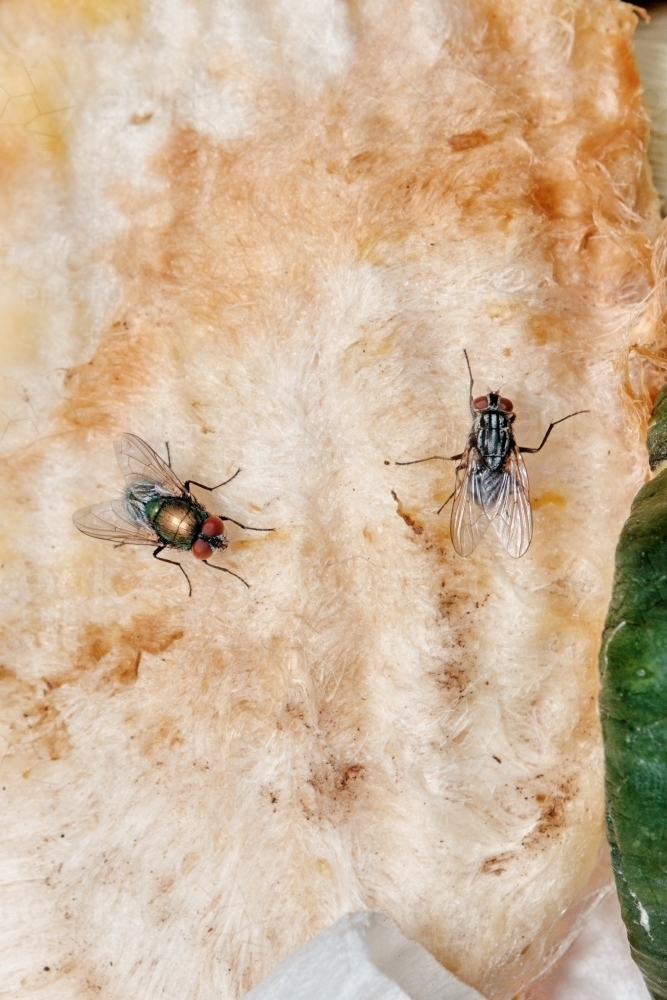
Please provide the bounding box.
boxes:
[145,498,205,549]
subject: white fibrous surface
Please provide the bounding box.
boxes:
[0,1,660,998]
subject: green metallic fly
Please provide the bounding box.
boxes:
[73,433,273,594]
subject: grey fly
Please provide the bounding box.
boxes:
[396,351,588,557]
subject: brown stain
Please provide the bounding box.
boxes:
[526,312,574,348]
[448,130,490,152]
[51,613,184,688]
[482,4,655,295]
[478,1,515,53]
[261,786,279,812]
[481,852,515,876]
[139,717,185,756]
[0,665,72,760]
[391,490,424,535]
[306,757,366,820]
[521,776,577,849]
[528,175,590,223]
[155,877,175,896]
[434,664,470,700]
[434,590,490,705]
[181,852,198,874]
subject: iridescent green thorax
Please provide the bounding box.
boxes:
[143,496,207,549]
[647,386,667,470]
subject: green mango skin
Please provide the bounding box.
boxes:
[647,386,667,471]
[600,464,667,999]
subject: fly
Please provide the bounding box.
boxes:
[73,433,273,594]
[396,351,588,557]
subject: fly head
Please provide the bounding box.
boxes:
[192,514,228,560]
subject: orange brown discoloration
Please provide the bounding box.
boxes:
[522,777,577,848]
[62,320,156,435]
[481,853,515,876]
[305,758,367,822]
[47,616,184,690]
[1,666,72,761]
[526,313,575,348]
[391,490,424,535]
[532,491,567,511]
[448,130,491,152]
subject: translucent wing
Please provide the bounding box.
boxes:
[73,498,159,545]
[114,433,187,497]
[450,447,492,557]
[487,446,533,558]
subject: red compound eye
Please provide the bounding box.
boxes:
[192,539,213,561]
[201,515,225,537]
[473,395,488,410]
[499,397,514,412]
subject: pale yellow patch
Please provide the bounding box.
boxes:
[532,490,567,510]
[31,0,142,28]
[0,302,43,368]
[0,51,74,154]
[487,301,523,322]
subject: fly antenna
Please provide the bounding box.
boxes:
[463,349,474,389]
[463,349,475,415]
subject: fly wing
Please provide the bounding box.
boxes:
[450,447,492,557]
[73,498,159,545]
[114,433,187,497]
[487,447,532,558]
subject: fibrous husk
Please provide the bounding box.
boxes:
[0,1,660,998]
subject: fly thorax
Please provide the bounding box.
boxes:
[477,412,510,470]
[150,499,204,549]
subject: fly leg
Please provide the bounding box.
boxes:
[165,442,172,467]
[436,460,466,514]
[184,470,273,531]
[203,562,250,588]
[395,452,464,513]
[396,452,463,466]
[153,545,192,597]
[184,469,241,492]
[519,410,589,454]
[437,487,457,515]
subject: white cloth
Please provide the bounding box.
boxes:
[528,889,650,1000]
[244,911,486,1000]
[245,889,654,1000]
